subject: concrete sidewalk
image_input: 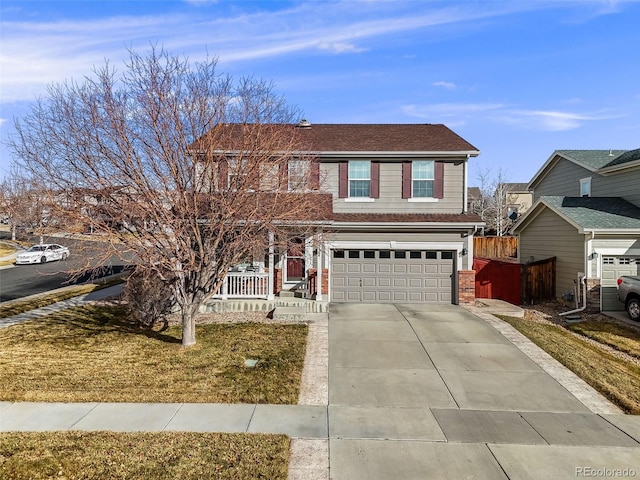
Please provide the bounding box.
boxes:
[0,284,124,328]
[1,301,640,480]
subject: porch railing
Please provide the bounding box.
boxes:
[211,272,270,299]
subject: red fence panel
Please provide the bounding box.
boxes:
[474,257,522,305]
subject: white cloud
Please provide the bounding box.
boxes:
[0,1,543,103]
[432,81,456,90]
[402,103,622,132]
[509,109,622,131]
[318,42,367,54]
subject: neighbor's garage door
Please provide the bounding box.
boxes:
[331,249,455,303]
[601,256,640,311]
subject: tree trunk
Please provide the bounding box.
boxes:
[181,305,197,348]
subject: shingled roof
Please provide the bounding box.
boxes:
[540,196,640,230]
[191,123,479,154]
[292,123,479,153]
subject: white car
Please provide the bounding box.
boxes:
[15,244,70,265]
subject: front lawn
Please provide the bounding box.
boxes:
[0,431,289,480]
[499,315,640,414]
[0,304,307,404]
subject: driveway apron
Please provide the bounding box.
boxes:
[327,303,640,480]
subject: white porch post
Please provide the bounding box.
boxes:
[316,232,323,301]
[268,230,275,300]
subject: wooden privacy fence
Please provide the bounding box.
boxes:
[474,236,518,259]
[474,256,556,305]
[522,257,556,305]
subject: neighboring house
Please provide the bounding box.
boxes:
[207,122,483,305]
[500,182,533,221]
[512,149,640,312]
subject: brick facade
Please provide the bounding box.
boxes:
[586,277,601,313]
[308,268,329,296]
[458,270,476,304]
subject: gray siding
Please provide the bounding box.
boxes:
[321,160,465,214]
[534,158,640,206]
[519,208,585,300]
[533,160,593,201]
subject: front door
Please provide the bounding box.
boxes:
[286,238,306,282]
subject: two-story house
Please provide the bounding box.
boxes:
[512,149,640,312]
[207,122,483,305]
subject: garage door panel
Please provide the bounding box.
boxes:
[331,249,455,304]
[378,291,392,301]
[393,291,408,302]
[362,291,376,301]
[602,257,640,311]
[362,277,376,287]
[394,278,407,287]
[393,264,408,274]
[409,264,422,274]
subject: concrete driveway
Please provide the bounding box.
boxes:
[328,303,640,480]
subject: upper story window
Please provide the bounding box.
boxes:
[580,177,591,197]
[338,160,379,199]
[348,160,371,197]
[412,161,435,197]
[402,160,443,200]
[288,160,310,191]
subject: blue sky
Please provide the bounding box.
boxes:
[1,0,639,185]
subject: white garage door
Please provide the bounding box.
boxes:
[331,249,455,303]
[601,256,640,311]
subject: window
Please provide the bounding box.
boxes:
[228,159,249,190]
[379,250,391,259]
[441,251,454,260]
[364,250,376,259]
[410,251,422,259]
[348,250,360,259]
[580,177,591,197]
[412,161,435,197]
[333,250,345,258]
[394,251,406,259]
[349,161,371,197]
[288,160,309,191]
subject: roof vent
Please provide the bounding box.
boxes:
[297,119,311,128]
[608,149,614,156]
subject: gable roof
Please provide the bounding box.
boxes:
[293,124,479,154]
[513,195,640,234]
[191,123,479,157]
[528,149,640,189]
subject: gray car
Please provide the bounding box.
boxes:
[617,276,640,321]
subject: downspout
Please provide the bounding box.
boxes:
[559,275,587,316]
[462,154,470,214]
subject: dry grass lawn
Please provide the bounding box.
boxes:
[0,431,290,480]
[499,315,640,414]
[567,320,640,360]
[0,281,122,318]
[0,304,307,404]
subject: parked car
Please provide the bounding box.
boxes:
[617,276,640,321]
[15,244,70,265]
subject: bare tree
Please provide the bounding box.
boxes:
[472,167,520,236]
[0,172,51,242]
[8,46,327,347]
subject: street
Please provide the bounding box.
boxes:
[0,234,132,302]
